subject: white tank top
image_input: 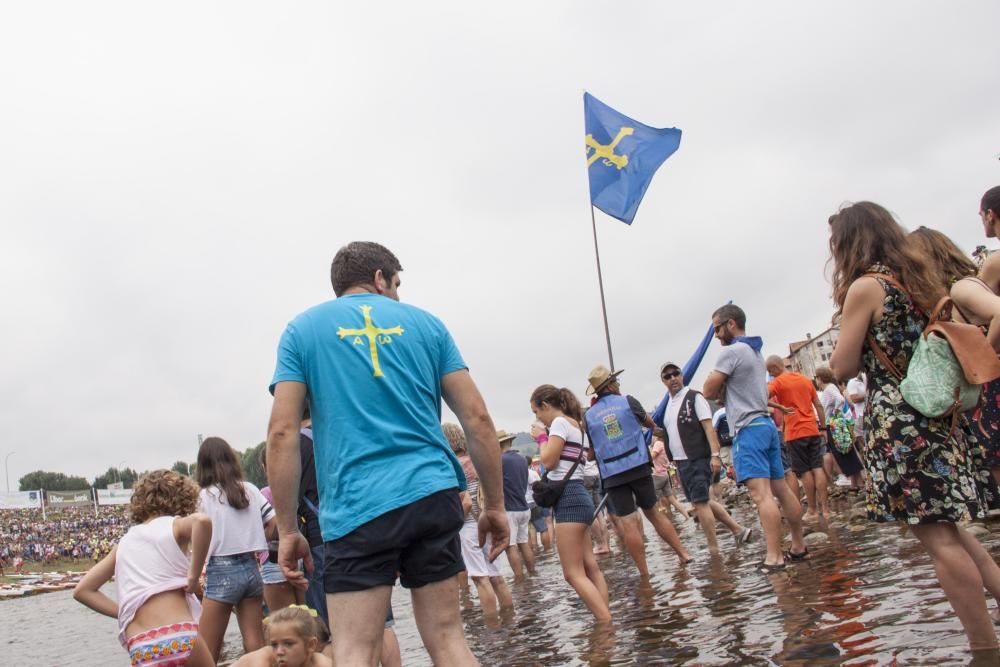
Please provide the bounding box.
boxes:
[114,516,201,646]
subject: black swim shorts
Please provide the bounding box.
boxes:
[605,474,658,516]
[324,488,465,593]
[787,435,826,475]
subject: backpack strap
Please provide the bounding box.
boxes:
[865,332,904,380]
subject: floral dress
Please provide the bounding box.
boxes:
[861,265,994,524]
[972,381,1000,469]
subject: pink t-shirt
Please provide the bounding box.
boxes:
[650,439,670,476]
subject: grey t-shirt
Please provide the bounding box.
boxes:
[714,342,769,433]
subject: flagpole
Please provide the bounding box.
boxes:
[590,205,615,371]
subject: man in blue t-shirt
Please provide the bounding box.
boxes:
[498,431,533,579]
[266,241,509,666]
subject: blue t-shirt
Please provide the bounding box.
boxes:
[270,293,468,541]
[501,450,529,512]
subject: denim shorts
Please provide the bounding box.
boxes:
[205,553,263,605]
[675,458,712,504]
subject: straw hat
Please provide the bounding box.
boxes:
[496,429,516,444]
[586,365,624,395]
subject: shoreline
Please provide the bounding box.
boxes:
[0,570,86,600]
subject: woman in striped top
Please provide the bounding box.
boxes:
[530,385,610,621]
[443,423,513,618]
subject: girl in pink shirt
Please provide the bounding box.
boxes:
[74,470,214,666]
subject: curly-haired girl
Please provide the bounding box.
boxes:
[73,469,214,666]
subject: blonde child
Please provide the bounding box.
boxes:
[73,469,214,666]
[231,605,333,667]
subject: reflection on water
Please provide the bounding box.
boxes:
[3,493,999,666]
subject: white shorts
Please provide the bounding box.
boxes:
[459,521,500,578]
[506,509,530,545]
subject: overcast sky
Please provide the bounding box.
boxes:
[2,2,998,486]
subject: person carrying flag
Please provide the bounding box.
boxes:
[703,304,807,572]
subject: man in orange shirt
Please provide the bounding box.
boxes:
[766,356,828,521]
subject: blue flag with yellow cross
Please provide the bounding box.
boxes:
[584,92,682,225]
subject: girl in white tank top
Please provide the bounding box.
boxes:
[74,469,214,666]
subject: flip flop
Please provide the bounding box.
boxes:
[785,548,809,561]
[757,561,786,573]
[735,527,754,546]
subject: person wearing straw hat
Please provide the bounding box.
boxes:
[498,429,535,580]
[583,366,692,575]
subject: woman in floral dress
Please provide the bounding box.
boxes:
[828,201,1000,653]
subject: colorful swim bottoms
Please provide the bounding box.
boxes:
[126,622,198,666]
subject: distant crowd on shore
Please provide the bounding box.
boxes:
[0,506,128,570]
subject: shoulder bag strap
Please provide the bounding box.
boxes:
[865,332,904,380]
[861,272,907,380]
[953,276,995,326]
[542,422,587,482]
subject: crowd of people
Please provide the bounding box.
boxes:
[0,505,128,571]
[67,189,1000,665]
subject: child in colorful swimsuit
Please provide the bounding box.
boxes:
[230,605,333,667]
[73,469,213,666]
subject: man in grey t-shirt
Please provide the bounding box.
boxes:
[703,303,805,572]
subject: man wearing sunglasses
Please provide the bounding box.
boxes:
[660,362,753,554]
[703,304,807,573]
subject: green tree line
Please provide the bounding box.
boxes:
[18,444,267,491]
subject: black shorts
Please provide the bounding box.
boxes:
[324,488,464,593]
[676,458,713,504]
[605,475,658,516]
[787,436,826,475]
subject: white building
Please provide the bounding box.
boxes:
[786,325,840,379]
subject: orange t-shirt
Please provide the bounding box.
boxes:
[768,372,821,441]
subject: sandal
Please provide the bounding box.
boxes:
[785,548,809,561]
[756,561,786,573]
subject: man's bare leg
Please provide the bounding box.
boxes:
[745,478,785,566]
[642,507,692,563]
[801,470,819,520]
[771,478,806,555]
[694,502,720,553]
[328,586,392,667]
[618,512,649,576]
[505,545,524,581]
[812,465,830,519]
[381,627,402,667]
[517,542,535,574]
[411,575,479,666]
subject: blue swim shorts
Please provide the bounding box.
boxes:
[732,418,785,483]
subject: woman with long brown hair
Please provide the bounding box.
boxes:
[197,437,277,661]
[910,223,1000,490]
[828,202,1000,654]
[529,384,610,621]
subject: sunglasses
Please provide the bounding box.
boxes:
[661,370,682,380]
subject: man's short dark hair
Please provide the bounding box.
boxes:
[983,186,1000,217]
[713,303,746,329]
[330,242,403,296]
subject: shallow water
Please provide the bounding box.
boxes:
[3,492,1000,666]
